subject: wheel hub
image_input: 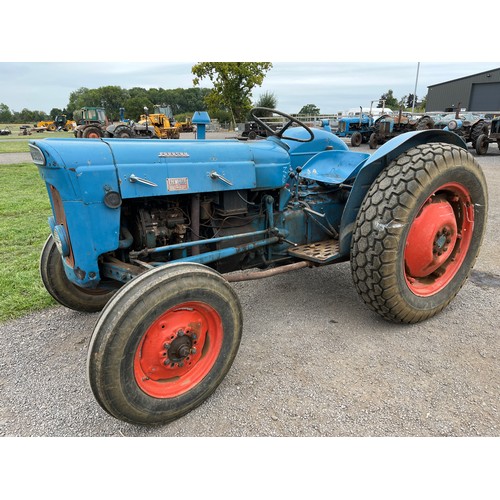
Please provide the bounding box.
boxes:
[405,197,458,278]
[165,331,196,365]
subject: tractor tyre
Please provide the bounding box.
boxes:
[475,134,489,155]
[248,131,257,140]
[470,121,489,147]
[350,143,487,323]
[113,126,134,138]
[48,124,56,131]
[40,236,117,313]
[82,126,103,139]
[369,133,378,149]
[416,116,434,130]
[351,132,362,147]
[87,263,243,425]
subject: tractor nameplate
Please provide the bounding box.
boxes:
[167,177,189,191]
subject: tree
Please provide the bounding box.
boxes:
[406,94,417,108]
[298,104,320,115]
[0,103,12,123]
[192,62,273,127]
[66,86,130,120]
[50,108,64,118]
[378,89,398,109]
[255,91,278,109]
[123,96,155,121]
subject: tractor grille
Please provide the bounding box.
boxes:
[380,122,391,134]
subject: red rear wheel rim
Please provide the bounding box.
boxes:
[404,182,474,297]
[134,301,223,398]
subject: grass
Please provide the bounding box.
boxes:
[0,123,73,153]
[0,163,55,322]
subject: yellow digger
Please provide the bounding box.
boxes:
[35,114,75,132]
[106,105,181,139]
[138,105,181,139]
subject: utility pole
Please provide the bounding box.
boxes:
[412,62,420,114]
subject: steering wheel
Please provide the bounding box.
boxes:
[250,108,314,143]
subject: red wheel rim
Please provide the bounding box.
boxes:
[87,132,100,139]
[134,301,223,398]
[404,182,474,297]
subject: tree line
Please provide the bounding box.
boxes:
[0,86,212,124]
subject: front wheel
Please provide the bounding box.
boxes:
[475,134,489,155]
[40,236,117,312]
[350,143,488,323]
[87,263,243,425]
[351,131,362,147]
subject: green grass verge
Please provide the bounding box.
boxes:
[0,123,73,153]
[0,163,56,322]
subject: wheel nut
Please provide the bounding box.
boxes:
[191,347,197,354]
[178,330,185,337]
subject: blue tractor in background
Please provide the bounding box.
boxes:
[335,106,375,146]
[30,108,488,426]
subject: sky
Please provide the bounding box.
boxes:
[2,1,499,118]
[1,61,499,115]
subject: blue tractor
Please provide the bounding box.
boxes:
[30,108,488,425]
[336,107,374,146]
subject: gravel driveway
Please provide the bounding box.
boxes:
[1,140,499,437]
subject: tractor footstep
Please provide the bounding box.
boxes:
[288,239,340,263]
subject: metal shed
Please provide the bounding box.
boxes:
[426,67,500,112]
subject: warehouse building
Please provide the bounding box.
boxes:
[426,67,500,112]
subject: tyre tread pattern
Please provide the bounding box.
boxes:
[350,143,486,323]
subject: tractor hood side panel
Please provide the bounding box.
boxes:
[105,138,291,197]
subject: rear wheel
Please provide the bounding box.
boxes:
[369,132,378,149]
[40,236,117,313]
[82,126,103,138]
[87,263,243,425]
[416,116,434,130]
[350,143,488,323]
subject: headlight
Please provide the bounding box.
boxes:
[29,144,46,166]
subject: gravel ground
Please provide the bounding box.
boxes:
[1,136,499,437]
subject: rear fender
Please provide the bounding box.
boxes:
[338,129,467,256]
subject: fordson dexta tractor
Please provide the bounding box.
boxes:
[30,108,488,426]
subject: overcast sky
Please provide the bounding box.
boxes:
[1,61,499,115]
[1,1,498,116]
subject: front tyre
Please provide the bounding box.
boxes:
[87,263,243,425]
[351,131,362,147]
[40,236,117,313]
[350,143,488,323]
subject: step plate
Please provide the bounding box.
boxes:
[288,240,340,263]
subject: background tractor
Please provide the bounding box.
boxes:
[369,111,437,149]
[73,106,109,138]
[30,108,488,426]
[475,115,500,155]
[435,111,489,148]
[106,105,181,139]
[335,107,374,146]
